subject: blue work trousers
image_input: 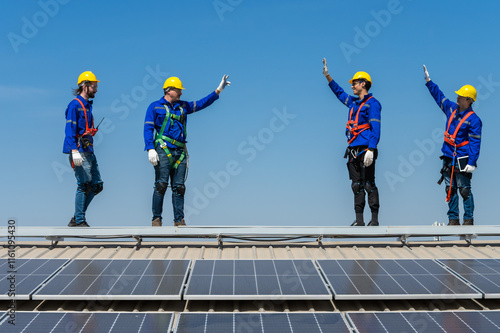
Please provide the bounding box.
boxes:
[71,152,103,224]
[152,146,187,223]
[442,159,474,220]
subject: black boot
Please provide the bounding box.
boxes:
[368,211,379,226]
[448,219,460,226]
[463,219,474,226]
[351,213,365,226]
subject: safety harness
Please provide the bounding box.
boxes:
[73,98,97,148]
[444,109,474,202]
[346,96,373,145]
[155,104,187,169]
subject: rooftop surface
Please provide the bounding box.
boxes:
[2,226,500,331]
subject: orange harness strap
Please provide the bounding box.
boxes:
[346,96,372,145]
[73,98,94,136]
[444,109,474,148]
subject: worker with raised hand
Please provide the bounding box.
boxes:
[144,75,230,227]
[322,58,382,227]
[423,65,482,226]
[63,71,103,227]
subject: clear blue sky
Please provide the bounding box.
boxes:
[1,0,499,228]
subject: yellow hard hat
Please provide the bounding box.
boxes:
[349,71,372,84]
[77,71,100,85]
[163,77,185,90]
[455,85,477,102]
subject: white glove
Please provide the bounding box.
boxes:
[463,165,475,173]
[322,58,329,77]
[423,64,431,82]
[148,149,159,166]
[363,150,374,167]
[217,75,231,92]
[72,151,83,167]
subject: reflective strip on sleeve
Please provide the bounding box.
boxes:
[66,120,77,125]
[343,97,349,105]
[144,121,155,125]
[440,97,448,109]
[469,134,481,139]
[369,119,381,123]
[192,101,197,112]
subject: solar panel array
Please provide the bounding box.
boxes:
[32,259,190,300]
[317,259,481,300]
[7,258,500,301]
[5,257,500,332]
[0,259,68,300]
[174,312,350,333]
[0,311,174,333]
[184,259,331,300]
[438,259,500,298]
[4,310,500,333]
[347,311,500,332]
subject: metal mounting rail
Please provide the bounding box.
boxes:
[0,226,499,244]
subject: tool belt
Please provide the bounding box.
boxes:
[437,155,471,185]
[344,146,377,162]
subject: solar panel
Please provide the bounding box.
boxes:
[0,311,174,333]
[316,259,481,300]
[184,259,331,300]
[32,259,190,300]
[438,259,500,298]
[347,311,500,332]
[174,312,350,333]
[0,259,68,300]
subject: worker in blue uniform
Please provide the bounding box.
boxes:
[323,58,382,226]
[423,65,482,226]
[63,71,103,227]
[144,75,230,227]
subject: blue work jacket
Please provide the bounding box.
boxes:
[328,79,381,149]
[426,81,482,166]
[63,95,95,154]
[143,91,219,151]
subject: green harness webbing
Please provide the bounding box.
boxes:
[155,105,187,169]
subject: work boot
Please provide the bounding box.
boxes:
[463,219,474,226]
[174,219,186,227]
[367,220,379,226]
[68,217,90,227]
[351,220,365,226]
[68,217,77,227]
[448,219,460,226]
[152,218,162,227]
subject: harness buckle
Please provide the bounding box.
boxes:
[159,141,167,149]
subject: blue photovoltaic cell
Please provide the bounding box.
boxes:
[438,258,500,298]
[348,311,500,333]
[174,312,350,333]
[317,259,481,300]
[0,312,174,333]
[0,259,68,300]
[184,259,331,300]
[32,259,190,300]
